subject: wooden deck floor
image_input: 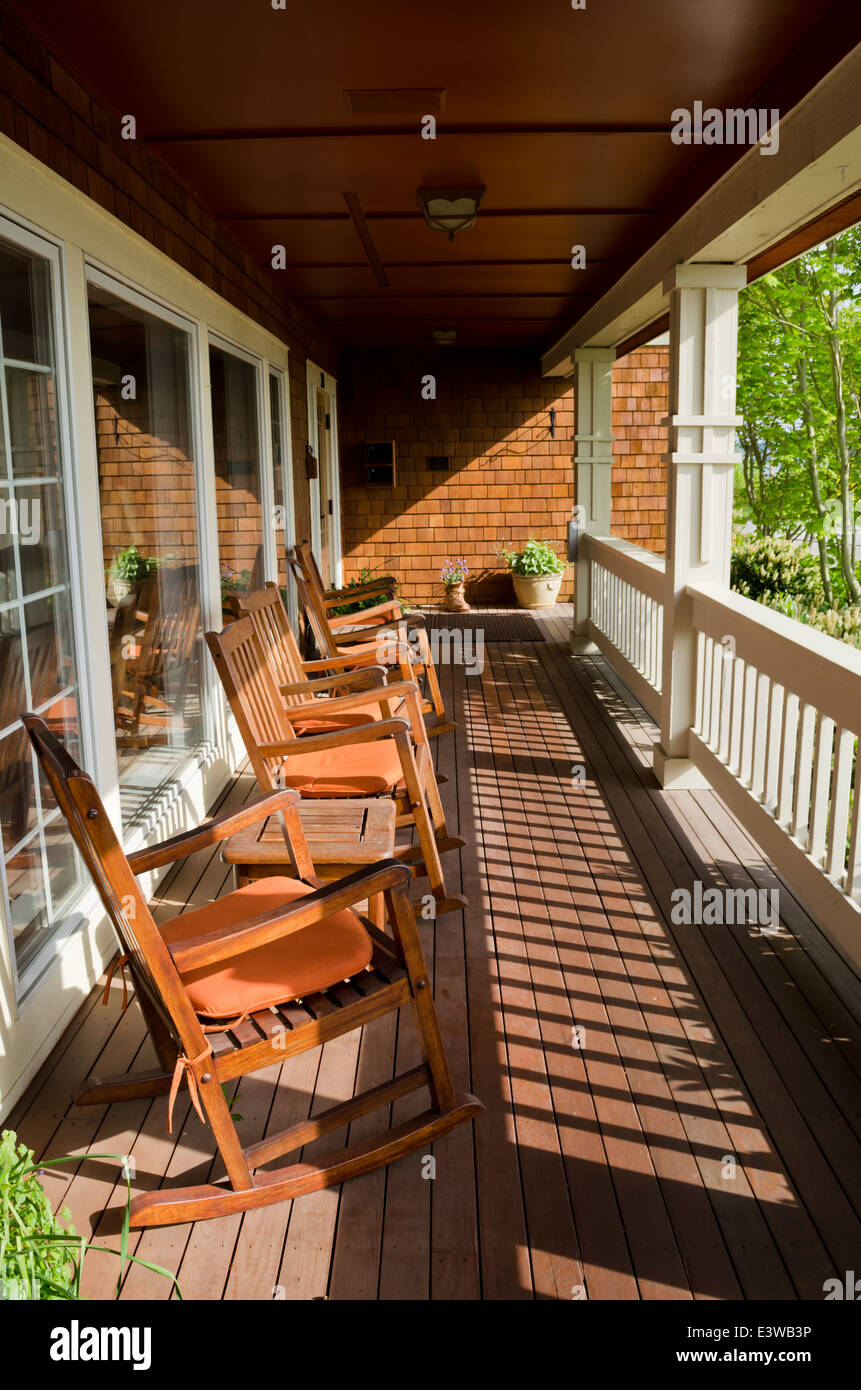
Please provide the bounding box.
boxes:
[9,604,861,1300]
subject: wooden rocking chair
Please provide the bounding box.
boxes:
[206,618,465,913]
[237,583,426,741]
[23,714,481,1230]
[290,542,454,738]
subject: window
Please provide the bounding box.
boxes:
[88,279,204,828]
[0,230,83,987]
[211,343,264,606]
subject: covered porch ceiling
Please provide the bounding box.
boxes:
[18,0,861,352]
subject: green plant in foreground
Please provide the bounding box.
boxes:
[0,1130,181,1300]
[496,537,566,577]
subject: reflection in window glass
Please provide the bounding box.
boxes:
[211,344,263,612]
[88,283,204,828]
[269,370,289,592]
[0,233,82,982]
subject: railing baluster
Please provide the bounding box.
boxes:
[712,636,723,750]
[845,751,861,898]
[826,726,854,880]
[808,713,835,863]
[763,682,784,813]
[750,671,770,801]
[792,702,816,844]
[729,655,744,776]
[777,691,799,827]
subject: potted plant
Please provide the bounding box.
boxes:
[497,538,566,608]
[108,545,154,604]
[440,557,470,612]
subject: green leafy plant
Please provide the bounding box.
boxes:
[0,1129,181,1300]
[496,537,565,577]
[110,545,157,585]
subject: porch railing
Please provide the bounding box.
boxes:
[584,534,664,719]
[687,580,861,961]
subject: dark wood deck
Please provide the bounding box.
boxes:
[9,604,861,1300]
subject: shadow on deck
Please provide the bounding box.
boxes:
[8,604,861,1300]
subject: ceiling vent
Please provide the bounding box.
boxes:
[344,89,446,116]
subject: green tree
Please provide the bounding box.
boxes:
[736,225,861,609]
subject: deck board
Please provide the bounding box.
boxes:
[8,604,861,1300]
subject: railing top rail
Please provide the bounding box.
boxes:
[585,533,665,601]
[688,580,861,731]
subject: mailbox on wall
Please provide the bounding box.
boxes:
[364,440,396,487]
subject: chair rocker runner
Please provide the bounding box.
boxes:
[291,542,454,738]
[206,617,466,913]
[23,715,481,1230]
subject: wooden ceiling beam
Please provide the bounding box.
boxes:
[146,122,673,143]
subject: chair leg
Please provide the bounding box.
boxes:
[386,879,460,1109]
[416,628,447,721]
[395,739,447,903]
[198,1068,255,1191]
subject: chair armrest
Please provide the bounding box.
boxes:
[322,579,396,606]
[328,598,401,627]
[169,859,412,972]
[288,681,417,719]
[279,667,386,698]
[259,715,411,758]
[300,652,390,672]
[283,679,417,722]
[127,788,302,875]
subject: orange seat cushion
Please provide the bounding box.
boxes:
[160,876,372,1019]
[278,735,405,796]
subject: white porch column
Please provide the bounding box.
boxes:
[653,264,745,788]
[571,346,615,654]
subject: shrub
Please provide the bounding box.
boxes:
[730,534,822,606]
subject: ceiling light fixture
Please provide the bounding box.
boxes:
[432,328,457,347]
[417,188,485,241]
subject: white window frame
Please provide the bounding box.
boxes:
[0,214,96,1001]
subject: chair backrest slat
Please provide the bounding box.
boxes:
[206,618,295,788]
[237,584,307,707]
[288,548,340,659]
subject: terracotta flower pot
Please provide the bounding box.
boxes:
[512,572,563,608]
[443,581,470,612]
